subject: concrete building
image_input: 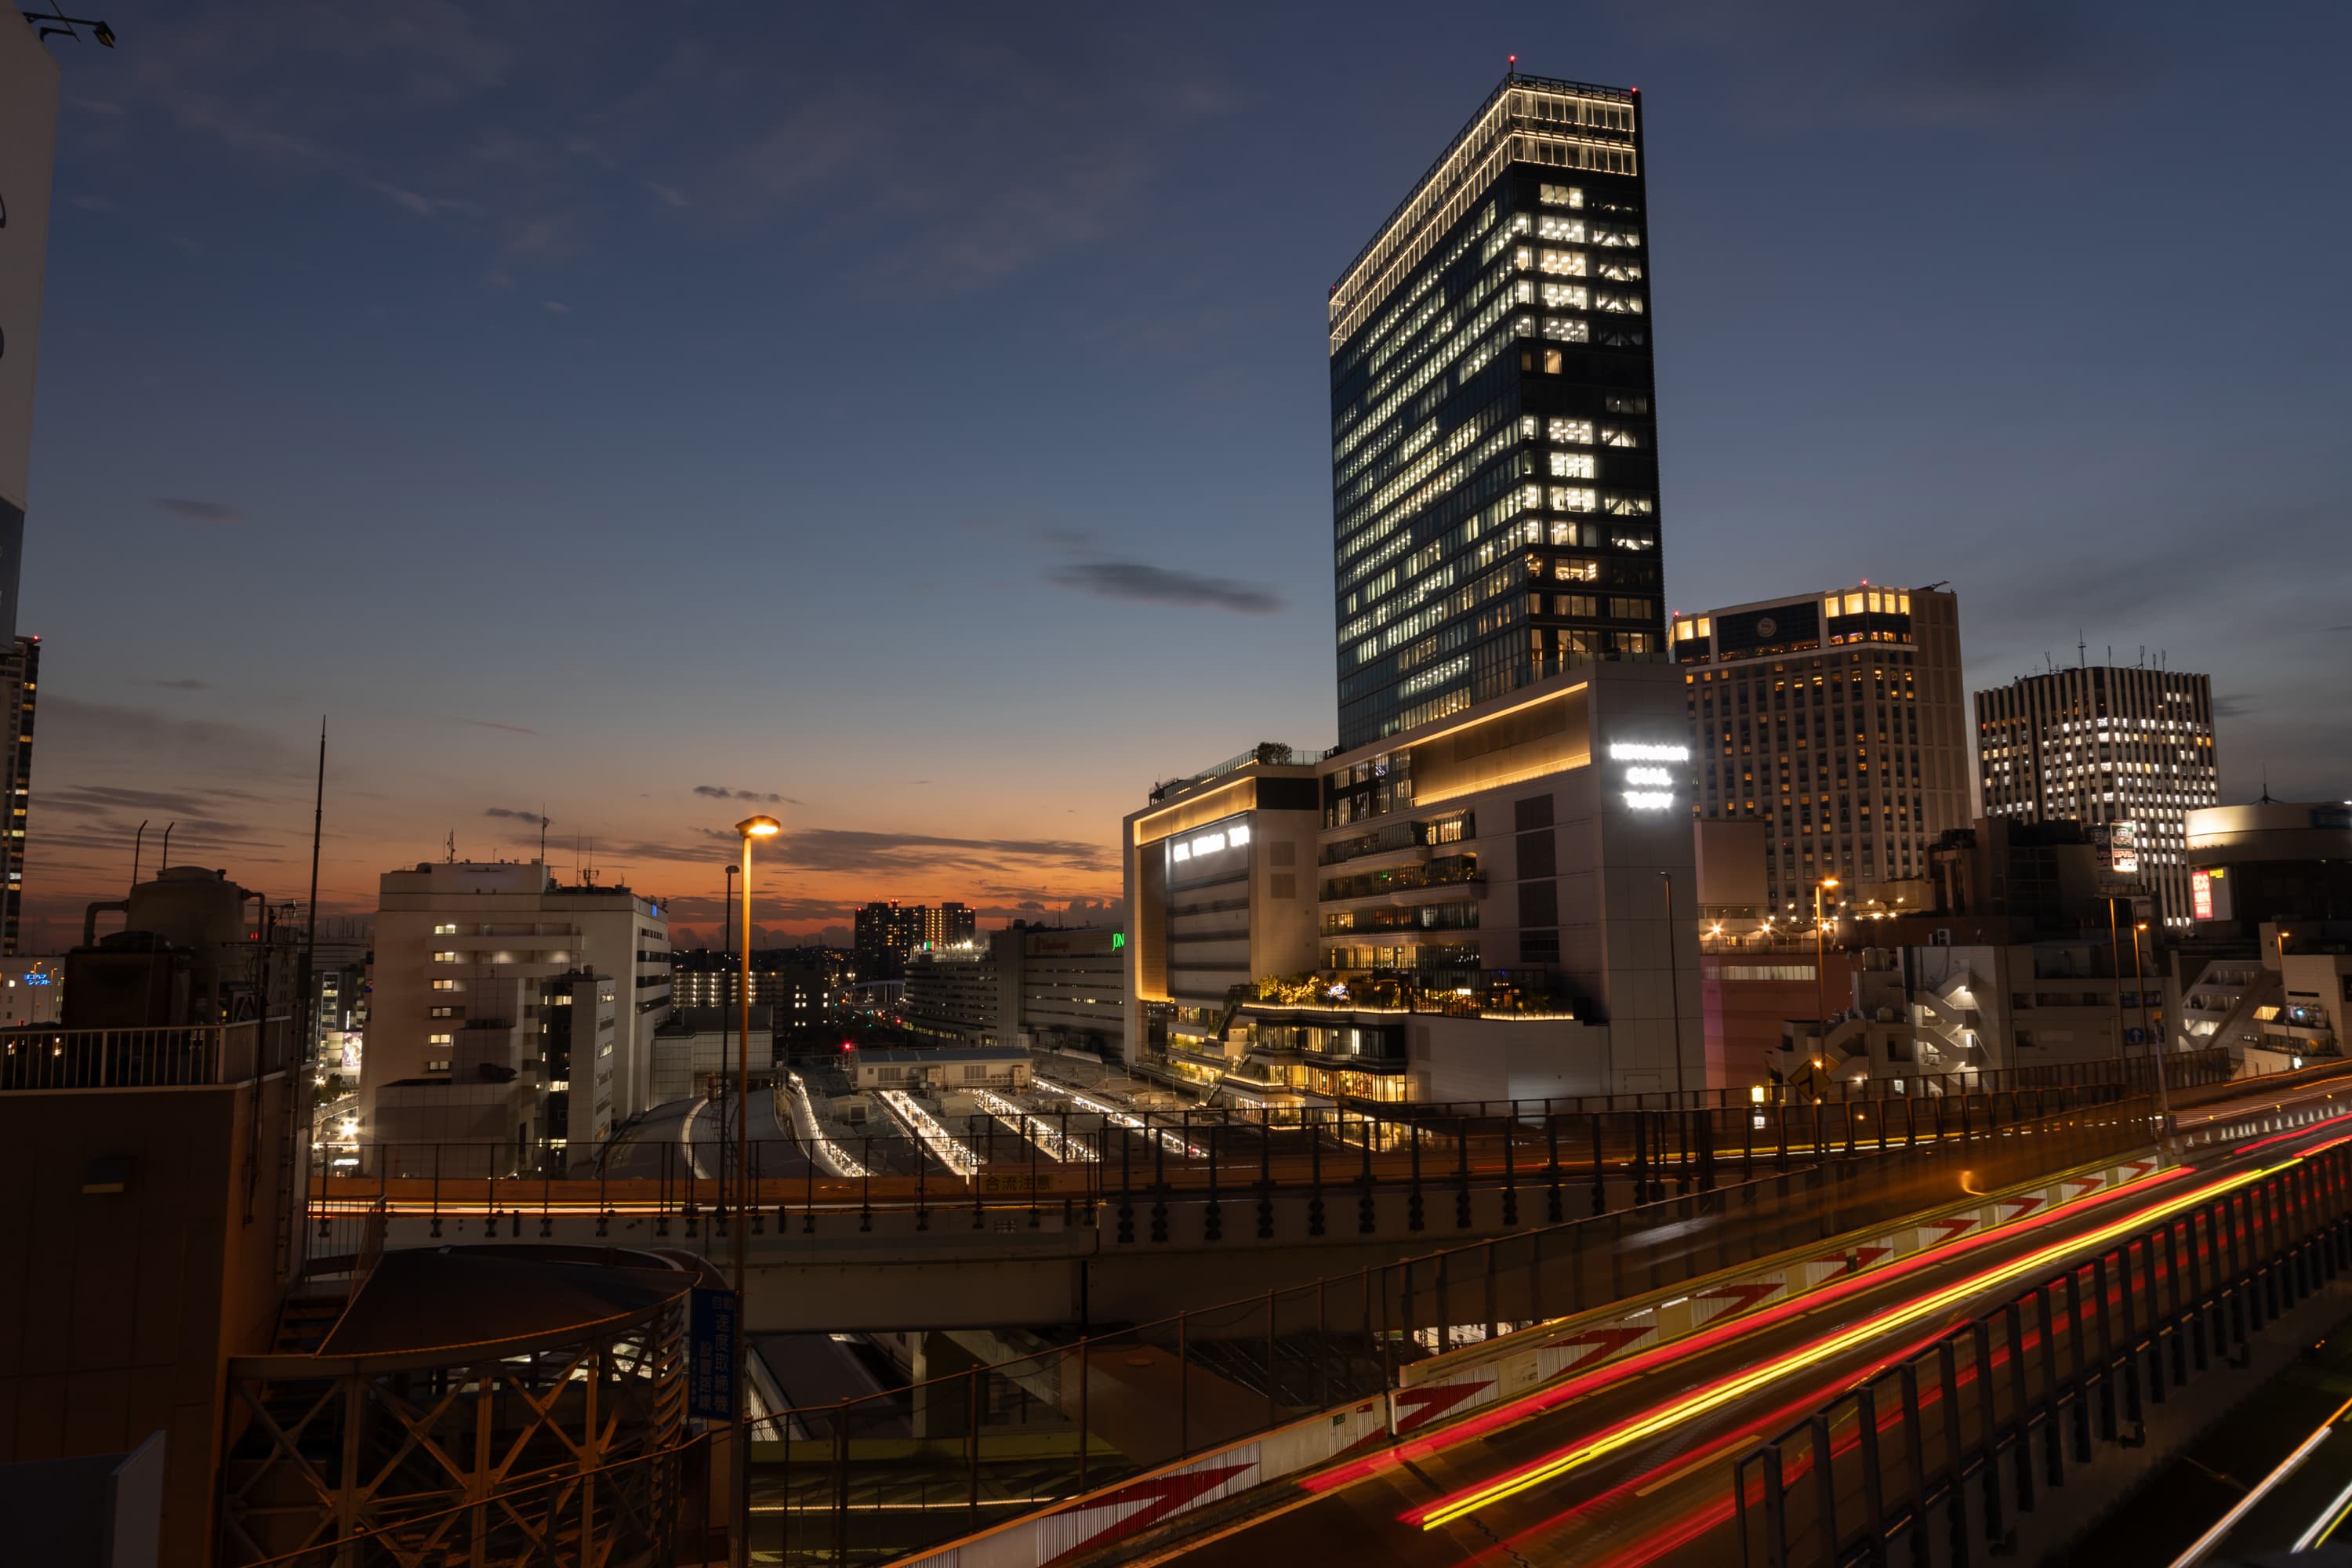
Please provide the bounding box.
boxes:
[2183,801,2352,936]
[844,1045,1033,1094]
[2165,803,2352,1069]
[362,861,669,1166]
[647,1006,771,1103]
[1125,663,1703,1103]
[1976,664,2219,927]
[901,942,998,1047]
[670,949,837,1039]
[0,860,303,1568]
[1671,583,1970,919]
[852,900,926,979]
[996,924,1125,1057]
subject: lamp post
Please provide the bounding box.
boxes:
[2105,896,2130,1075]
[731,814,782,1568]
[1659,870,1685,1098]
[1813,877,1841,1075]
[2130,917,2175,1153]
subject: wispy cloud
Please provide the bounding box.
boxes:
[452,717,538,735]
[151,677,209,691]
[484,806,546,822]
[153,497,245,524]
[777,828,1106,878]
[692,785,788,804]
[1047,561,1280,615]
[542,299,571,314]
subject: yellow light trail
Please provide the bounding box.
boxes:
[1410,1157,2283,1530]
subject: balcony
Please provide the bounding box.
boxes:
[0,1019,292,1091]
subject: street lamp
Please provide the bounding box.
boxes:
[731,813,781,1568]
[2130,917,2176,1156]
[1813,877,1840,1069]
[1659,870,1686,1098]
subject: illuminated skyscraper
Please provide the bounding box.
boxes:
[1329,72,1659,748]
[1976,666,2219,927]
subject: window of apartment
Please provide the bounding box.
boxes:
[429,1006,459,1018]
[1554,557,1600,582]
[431,979,459,992]
[1538,183,1584,209]
[1549,452,1597,479]
[432,924,459,935]
[424,1058,450,1073]
[430,1033,453,1047]
[1538,249,1586,277]
[430,950,459,963]
[1540,282,1587,310]
[1605,393,1650,414]
[1548,417,1595,445]
[1599,426,1641,448]
[1543,317,1588,343]
[1550,486,1598,513]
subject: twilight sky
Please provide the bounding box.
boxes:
[18,2,2352,949]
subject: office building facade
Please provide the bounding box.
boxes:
[1330,72,1661,749]
[1976,666,2218,926]
[1125,662,1702,1102]
[364,862,670,1161]
[1671,584,1969,917]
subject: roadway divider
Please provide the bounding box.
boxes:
[895,1401,1395,1568]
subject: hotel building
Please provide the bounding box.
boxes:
[1670,584,1970,918]
[1975,666,2218,926]
[1330,71,1661,750]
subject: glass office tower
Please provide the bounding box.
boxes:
[1329,74,1661,749]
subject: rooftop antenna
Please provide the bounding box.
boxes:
[129,818,147,893]
[2078,630,2087,667]
[445,829,456,865]
[538,808,548,867]
[160,820,176,869]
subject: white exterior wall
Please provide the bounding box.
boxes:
[363,862,668,1146]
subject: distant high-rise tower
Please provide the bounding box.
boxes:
[1328,72,1658,748]
[1672,586,1969,915]
[1976,666,2218,927]
[0,634,36,953]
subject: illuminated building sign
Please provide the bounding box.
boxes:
[2107,821,2139,876]
[1609,741,1688,811]
[1168,819,1250,866]
[2190,866,2228,922]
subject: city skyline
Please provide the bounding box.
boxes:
[15,3,2352,946]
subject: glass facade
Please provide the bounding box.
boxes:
[1329,74,1661,749]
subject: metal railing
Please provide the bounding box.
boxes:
[312,1084,2127,1225]
[752,1098,2158,1567]
[0,1018,291,1090]
[1390,1046,2238,1117]
[1734,1138,2352,1567]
